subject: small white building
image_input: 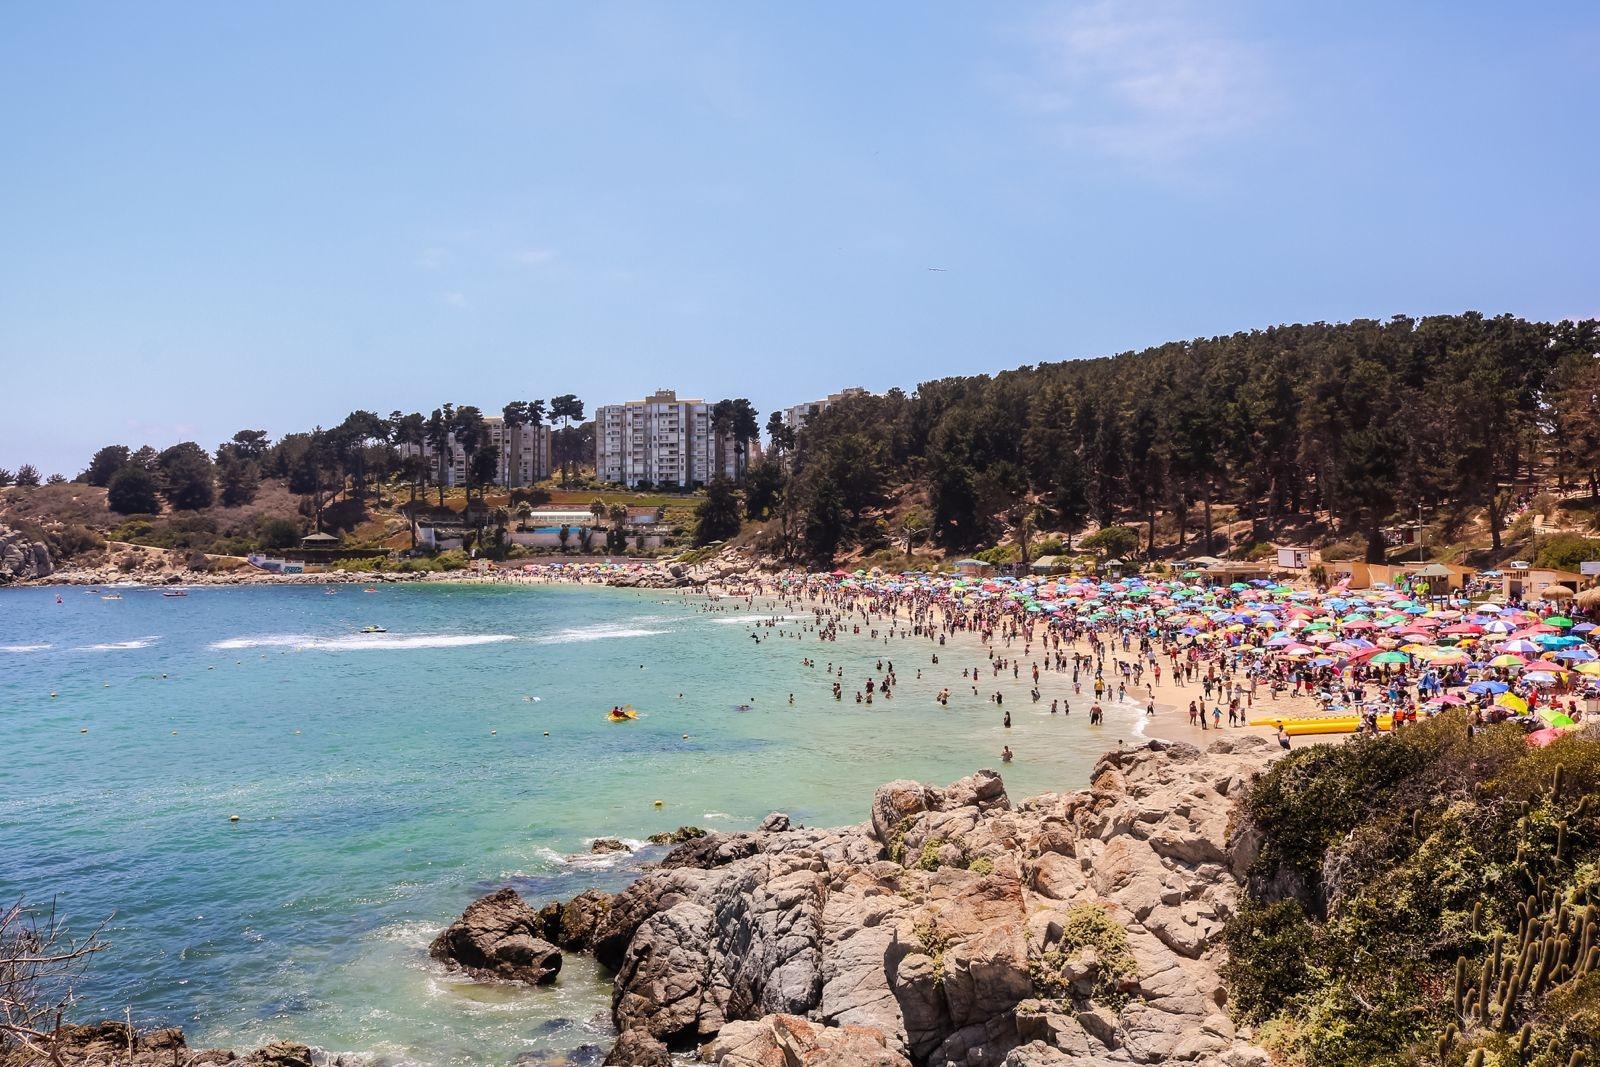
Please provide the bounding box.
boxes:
[1276,547,1311,570]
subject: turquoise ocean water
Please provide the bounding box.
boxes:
[1,583,1135,1064]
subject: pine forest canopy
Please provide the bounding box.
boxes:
[776,312,1600,563]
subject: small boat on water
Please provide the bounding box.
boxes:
[607,705,639,723]
[101,593,123,601]
[359,625,388,634]
[162,590,189,598]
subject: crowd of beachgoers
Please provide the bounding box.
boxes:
[496,560,1600,748]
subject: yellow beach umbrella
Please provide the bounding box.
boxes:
[1496,693,1529,715]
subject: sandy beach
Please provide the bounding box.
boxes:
[676,580,1331,757]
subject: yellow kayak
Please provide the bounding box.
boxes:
[607,705,639,723]
[1248,715,1393,736]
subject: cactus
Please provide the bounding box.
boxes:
[1467,1050,1484,1067]
[1554,764,1566,799]
[1497,970,1521,1029]
[1480,954,1494,1018]
[1455,956,1468,1016]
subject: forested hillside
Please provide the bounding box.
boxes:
[769,313,1600,563]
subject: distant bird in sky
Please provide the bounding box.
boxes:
[927,267,947,272]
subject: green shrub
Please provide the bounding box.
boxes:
[257,517,300,551]
[1242,541,1278,561]
[1227,714,1600,1067]
[1079,525,1141,559]
[1030,904,1137,1008]
[1533,533,1600,573]
[1222,898,1317,1023]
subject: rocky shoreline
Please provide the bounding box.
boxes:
[19,737,1278,1066]
[0,1021,353,1067]
[431,736,1280,1067]
[9,541,759,589]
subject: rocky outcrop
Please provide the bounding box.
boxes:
[0,1020,353,1066]
[584,737,1278,1067]
[701,1014,911,1067]
[428,886,562,984]
[0,524,51,583]
[647,825,708,846]
[536,888,616,952]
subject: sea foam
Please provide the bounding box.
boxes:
[78,637,159,651]
[710,614,805,625]
[1,644,51,653]
[210,634,518,652]
[532,624,667,644]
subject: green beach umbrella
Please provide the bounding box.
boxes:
[1372,651,1410,665]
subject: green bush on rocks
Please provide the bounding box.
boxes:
[1225,712,1600,1066]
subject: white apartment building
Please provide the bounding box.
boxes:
[399,416,551,488]
[595,389,742,488]
[781,387,869,434]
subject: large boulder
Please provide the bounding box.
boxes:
[587,738,1281,1067]
[0,524,52,584]
[430,887,562,985]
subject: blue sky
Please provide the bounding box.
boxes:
[3,2,1597,475]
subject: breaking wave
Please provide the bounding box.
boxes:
[210,633,518,652]
[532,624,667,644]
[78,637,159,652]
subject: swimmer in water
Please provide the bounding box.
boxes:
[1001,745,1014,763]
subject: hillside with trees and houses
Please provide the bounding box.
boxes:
[5,312,1600,580]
